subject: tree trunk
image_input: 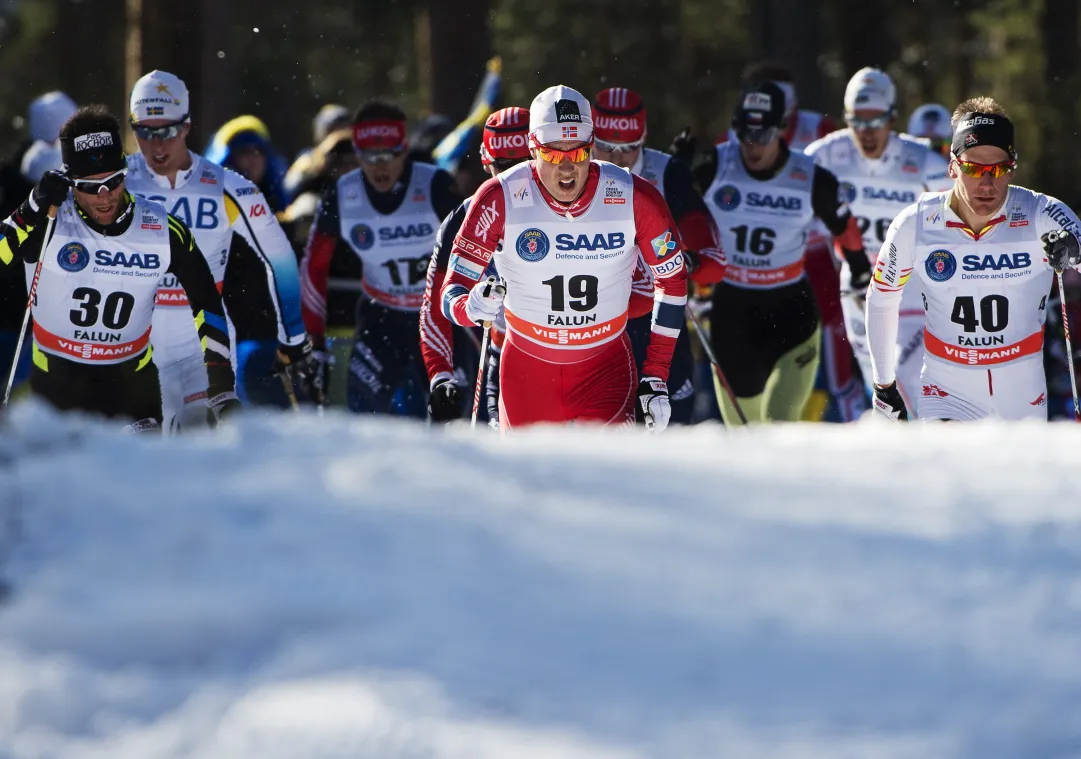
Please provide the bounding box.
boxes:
[1041,0,1079,200]
[428,0,491,122]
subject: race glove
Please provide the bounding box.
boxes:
[843,249,873,300]
[428,377,463,423]
[871,383,908,421]
[465,276,506,325]
[1043,229,1081,272]
[668,126,696,164]
[636,376,672,432]
[206,391,242,426]
[274,336,326,405]
[29,170,70,216]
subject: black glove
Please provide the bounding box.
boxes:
[668,126,696,164]
[871,383,908,421]
[412,255,433,284]
[274,337,326,405]
[206,391,242,426]
[428,377,463,423]
[30,170,70,215]
[682,249,699,275]
[1043,229,1081,272]
[843,248,873,300]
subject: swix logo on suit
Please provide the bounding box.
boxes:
[337,163,441,310]
[497,161,638,358]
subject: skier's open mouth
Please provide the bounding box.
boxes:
[151,153,170,168]
[558,178,576,191]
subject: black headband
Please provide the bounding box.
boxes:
[951,112,1017,160]
[61,127,126,178]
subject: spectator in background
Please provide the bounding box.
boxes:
[283,103,351,200]
[279,128,358,253]
[0,91,77,394]
[205,115,290,213]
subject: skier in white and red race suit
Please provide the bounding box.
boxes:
[439,85,688,431]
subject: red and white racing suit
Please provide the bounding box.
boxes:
[440,160,688,429]
[867,186,1081,421]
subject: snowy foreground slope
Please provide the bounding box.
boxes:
[1,403,1081,758]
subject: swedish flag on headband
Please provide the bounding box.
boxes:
[431,57,502,173]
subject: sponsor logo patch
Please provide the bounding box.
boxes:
[73,132,114,151]
[57,242,90,272]
[713,184,741,211]
[925,249,956,282]
[651,230,678,259]
[840,182,858,204]
[516,228,550,262]
[448,253,484,280]
[350,223,375,251]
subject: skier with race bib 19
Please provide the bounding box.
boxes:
[866,97,1081,421]
[439,85,688,431]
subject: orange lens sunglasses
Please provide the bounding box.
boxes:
[535,141,593,165]
[954,158,1015,179]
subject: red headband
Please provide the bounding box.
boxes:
[353,119,406,151]
[481,106,530,165]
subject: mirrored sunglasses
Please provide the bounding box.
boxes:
[737,126,779,146]
[846,113,891,130]
[131,121,187,141]
[535,142,592,165]
[359,149,406,165]
[72,168,127,195]
[954,158,1016,180]
[594,138,644,154]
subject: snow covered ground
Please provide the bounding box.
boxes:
[1,401,1081,758]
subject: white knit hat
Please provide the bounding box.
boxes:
[529,85,593,145]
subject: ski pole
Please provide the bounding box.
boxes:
[3,206,58,410]
[470,279,505,430]
[685,304,748,425]
[278,369,300,411]
[471,322,491,430]
[1057,269,1080,422]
